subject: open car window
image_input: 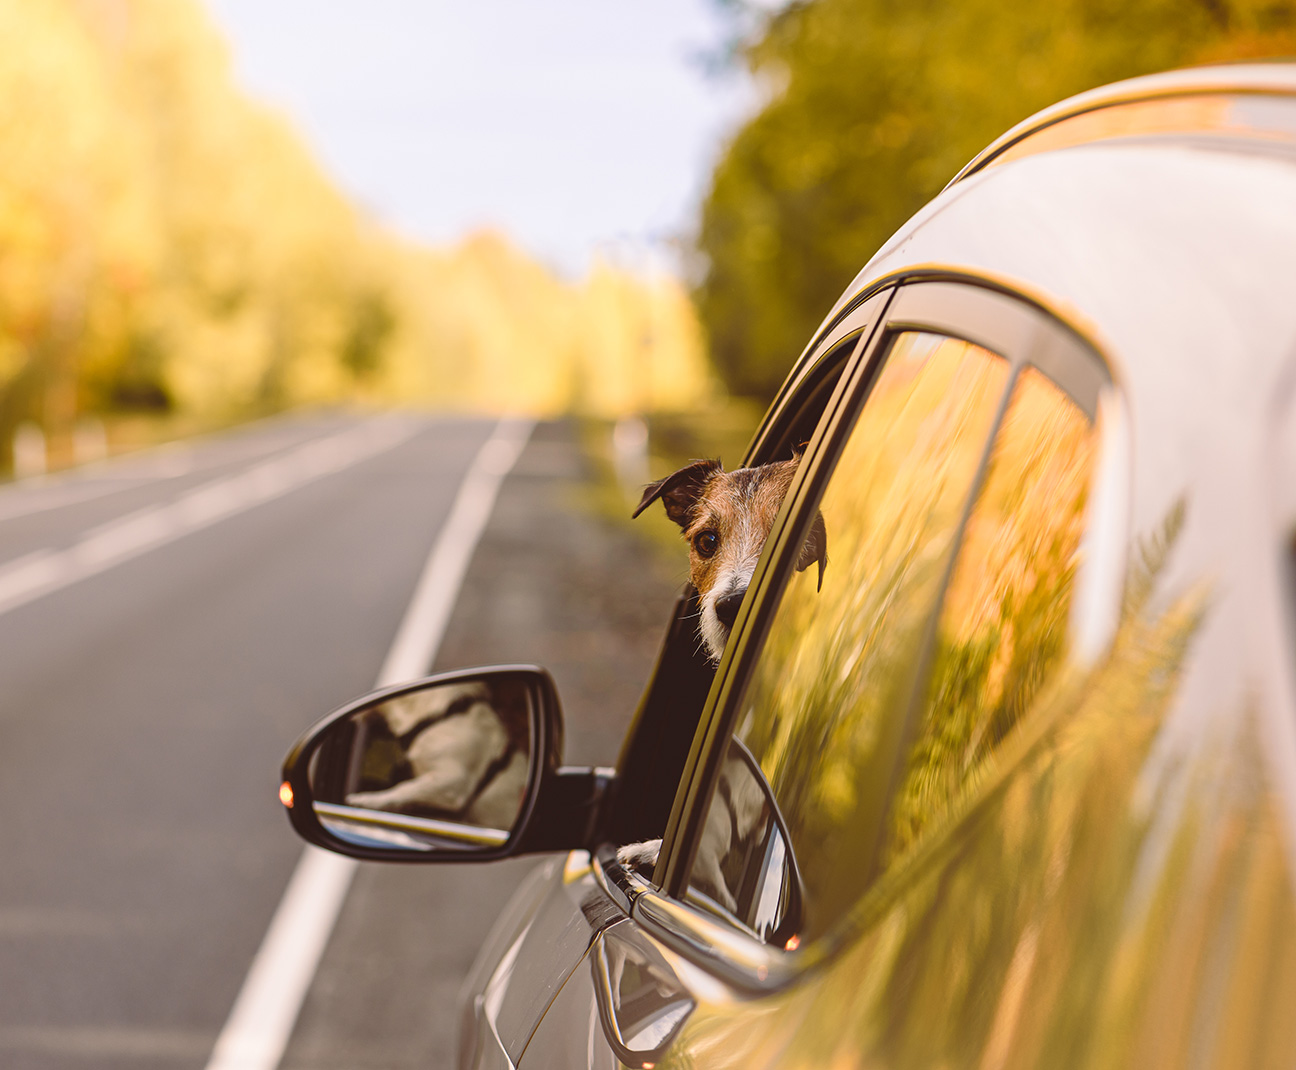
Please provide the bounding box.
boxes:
[603,290,890,850]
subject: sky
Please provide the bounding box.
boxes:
[202,1,760,278]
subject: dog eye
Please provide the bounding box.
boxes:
[693,530,720,558]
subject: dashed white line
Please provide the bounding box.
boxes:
[0,414,320,523]
[0,416,420,620]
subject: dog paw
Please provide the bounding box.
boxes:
[615,838,661,876]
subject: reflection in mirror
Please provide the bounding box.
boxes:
[685,739,804,949]
[308,677,533,852]
[593,921,697,1067]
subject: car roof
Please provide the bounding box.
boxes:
[805,65,1296,391]
[807,65,1296,445]
[862,135,1296,415]
[949,61,1296,185]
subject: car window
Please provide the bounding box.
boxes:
[882,365,1095,865]
[684,338,1099,948]
[683,330,1011,942]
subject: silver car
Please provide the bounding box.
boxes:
[283,62,1296,1069]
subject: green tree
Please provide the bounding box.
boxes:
[696,0,1296,400]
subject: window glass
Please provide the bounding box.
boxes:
[684,332,1011,943]
[884,366,1095,864]
[685,342,1099,949]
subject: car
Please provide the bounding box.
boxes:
[281,62,1296,1069]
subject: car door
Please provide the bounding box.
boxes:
[462,290,892,1070]
[517,277,1121,1068]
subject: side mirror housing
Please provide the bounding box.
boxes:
[280,666,609,862]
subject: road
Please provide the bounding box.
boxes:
[0,412,677,1070]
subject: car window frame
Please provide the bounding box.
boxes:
[646,286,895,877]
[600,287,894,849]
[602,276,1118,994]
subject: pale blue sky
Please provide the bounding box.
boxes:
[202,1,758,277]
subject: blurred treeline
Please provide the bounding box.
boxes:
[696,0,1296,400]
[0,0,713,473]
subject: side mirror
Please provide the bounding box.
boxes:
[280,666,581,862]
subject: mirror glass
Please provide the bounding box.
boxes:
[593,922,696,1064]
[308,675,534,852]
[685,738,804,948]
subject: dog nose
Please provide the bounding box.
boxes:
[715,588,746,627]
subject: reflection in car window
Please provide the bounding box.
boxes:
[884,367,1095,865]
[686,332,1011,944]
[686,338,1100,949]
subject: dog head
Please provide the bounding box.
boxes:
[634,455,826,661]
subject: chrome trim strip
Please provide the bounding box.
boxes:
[315,801,509,848]
[631,891,798,996]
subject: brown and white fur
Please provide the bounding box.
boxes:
[617,455,826,891]
[633,455,826,662]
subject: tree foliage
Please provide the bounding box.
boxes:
[696,0,1296,400]
[0,0,713,472]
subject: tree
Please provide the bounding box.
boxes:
[696,0,1296,400]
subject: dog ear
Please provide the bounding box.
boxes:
[794,510,828,592]
[632,459,721,528]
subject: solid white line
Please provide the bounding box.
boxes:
[0,416,419,620]
[0,411,324,524]
[202,416,535,1070]
[375,420,535,688]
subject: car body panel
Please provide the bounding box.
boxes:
[460,853,617,1068]
[445,70,1296,1070]
[516,942,611,1069]
[948,62,1296,185]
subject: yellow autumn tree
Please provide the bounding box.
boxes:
[0,0,716,473]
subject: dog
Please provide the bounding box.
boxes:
[619,454,826,927]
[633,454,826,662]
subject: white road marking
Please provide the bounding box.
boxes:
[0,416,419,620]
[0,413,316,523]
[202,416,535,1070]
[0,450,197,522]
[0,1025,212,1060]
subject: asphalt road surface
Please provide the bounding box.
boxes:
[0,413,678,1070]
